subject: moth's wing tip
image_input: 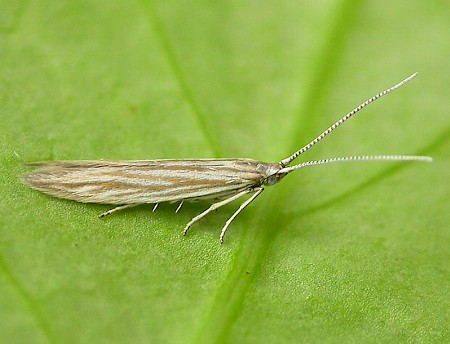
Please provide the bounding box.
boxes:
[21,162,54,187]
[21,170,38,187]
[21,162,49,185]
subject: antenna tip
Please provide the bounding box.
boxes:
[405,72,419,82]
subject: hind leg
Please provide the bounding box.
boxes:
[99,204,140,218]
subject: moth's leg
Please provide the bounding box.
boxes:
[99,204,139,218]
[175,201,184,213]
[152,203,159,212]
[183,189,254,236]
[220,187,264,244]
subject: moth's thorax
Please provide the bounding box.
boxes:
[257,162,285,186]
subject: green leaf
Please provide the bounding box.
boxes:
[1,1,448,343]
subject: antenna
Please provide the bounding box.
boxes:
[278,155,432,174]
[279,73,418,167]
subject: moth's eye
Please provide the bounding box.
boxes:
[265,175,279,186]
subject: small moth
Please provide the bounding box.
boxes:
[23,73,431,243]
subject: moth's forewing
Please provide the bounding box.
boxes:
[23,159,273,204]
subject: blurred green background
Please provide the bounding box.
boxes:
[0,1,448,343]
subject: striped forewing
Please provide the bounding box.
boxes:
[23,159,268,204]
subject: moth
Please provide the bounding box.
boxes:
[23,73,431,243]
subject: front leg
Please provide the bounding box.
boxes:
[219,187,263,243]
[182,189,256,236]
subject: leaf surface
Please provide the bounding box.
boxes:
[0,1,448,343]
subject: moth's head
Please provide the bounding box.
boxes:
[261,163,289,186]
